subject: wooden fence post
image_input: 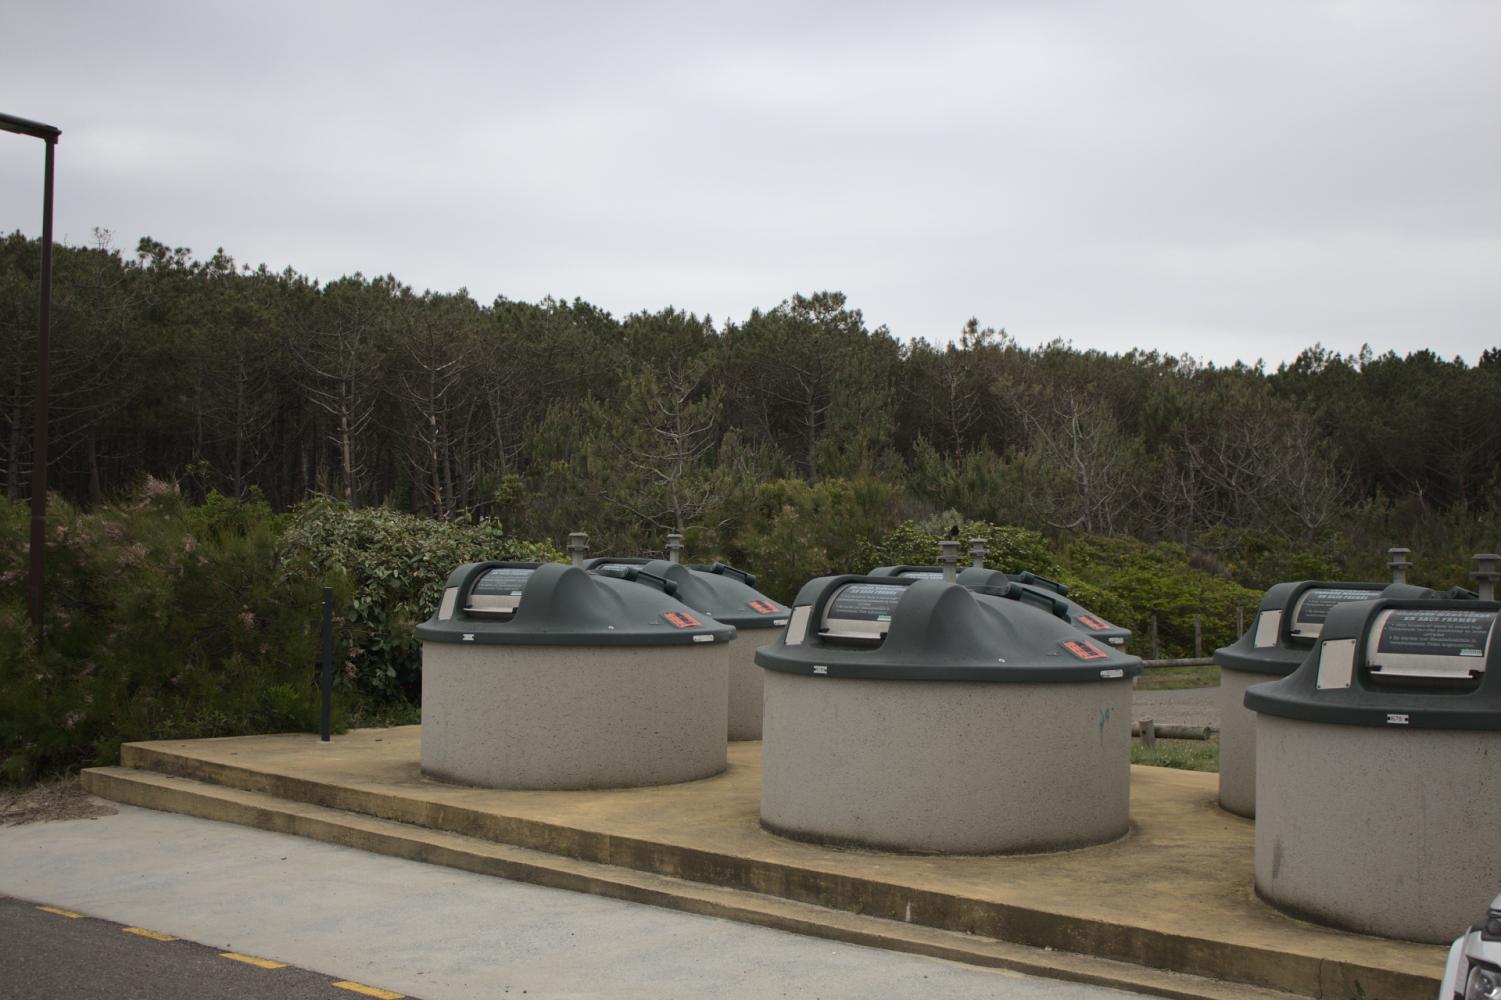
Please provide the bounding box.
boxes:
[1150,615,1160,660]
[1193,614,1202,658]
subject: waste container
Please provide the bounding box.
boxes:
[1213,579,1435,817]
[416,560,734,789]
[587,557,788,740]
[962,568,1131,649]
[869,565,1131,648]
[756,575,1141,853]
[1245,597,1500,943]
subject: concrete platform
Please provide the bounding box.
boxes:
[82,727,1448,1000]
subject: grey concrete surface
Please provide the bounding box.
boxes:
[1131,685,1220,730]
[1215,670,1261,817]
[0,804,1143,1000]
[727,635,766,741]
[421,642,728,789]
[761,671,1133,853]
[1255,714,1501,944]
[0,896,393,1000]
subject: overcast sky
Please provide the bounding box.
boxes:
[3,1,1498,366]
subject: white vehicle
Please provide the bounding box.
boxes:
[1441,893,1501,1000]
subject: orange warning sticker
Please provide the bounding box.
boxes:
[1077,614,1112,631]
[664,611,703,629]
[1062,639,1108,661]
[748,599,780,615]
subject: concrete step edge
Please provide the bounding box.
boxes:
[106,744,1439,1000]
[83,765,1305,1000]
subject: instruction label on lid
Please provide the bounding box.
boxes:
[1295,587,1378,624]
[899,570,943,579]
[748,599,781,615]
[473,567,535,596]
[1061,639,1109,661]
[1076,613,1113,631]
[663,610,704,629]
[828,583,906,622]
[1376,608,1494,658]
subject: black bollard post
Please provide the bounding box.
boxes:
[320,587,333,742]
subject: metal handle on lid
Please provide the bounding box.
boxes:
[619,566,679,597]
[972,584,1070,620]
[1016,571,1069,597]
[705,562,756,587]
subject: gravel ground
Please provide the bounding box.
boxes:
[0,779,117,827]
[1131,685,1220,730]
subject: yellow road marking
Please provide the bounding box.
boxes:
[36,905,81,919]
[220,952,287,969]
[123,926,177,941]
[333,982,405,999]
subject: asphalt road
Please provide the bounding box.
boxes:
[0,804,1143,1000]
[0,895,408,1000]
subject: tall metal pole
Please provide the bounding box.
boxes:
[28,135,55,646]
[320,587,334,741]
[3,112,62,649]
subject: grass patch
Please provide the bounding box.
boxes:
[1132,737,1219,772]
[346,700,421,729]
[1135,664,1219,690]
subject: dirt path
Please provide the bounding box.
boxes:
[1131,686,1220,730]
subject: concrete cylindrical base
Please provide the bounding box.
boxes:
[727,636,767,741]
[760,671,1133,854]
[1217,667,1266,818]
[1255,714,1501,943]
[421,643,728,790]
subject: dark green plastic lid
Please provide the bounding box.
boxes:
[1244,598,1500,730]
[1214,580,1438,676]
[587,557,789,629]
[755,575,1141,682]
[958,567,1131,648]
[869,565,1131,647]
[416,561,736,646]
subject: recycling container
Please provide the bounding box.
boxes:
[415,560,734,790]
[871,565,1131,648]
[1245,597,1501,943]
[1213,580,1434,817]
[961,567,1131,649]
[588,557,788,740]
[757,575,1142,854]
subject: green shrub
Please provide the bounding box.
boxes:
[855,515,1059,576]
[281,500,561,700]
[1061,536,1260,657]
[0,492,563,784]
[0,486,337,783]
[1201,527,1345,592]
[714,478,898,603]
